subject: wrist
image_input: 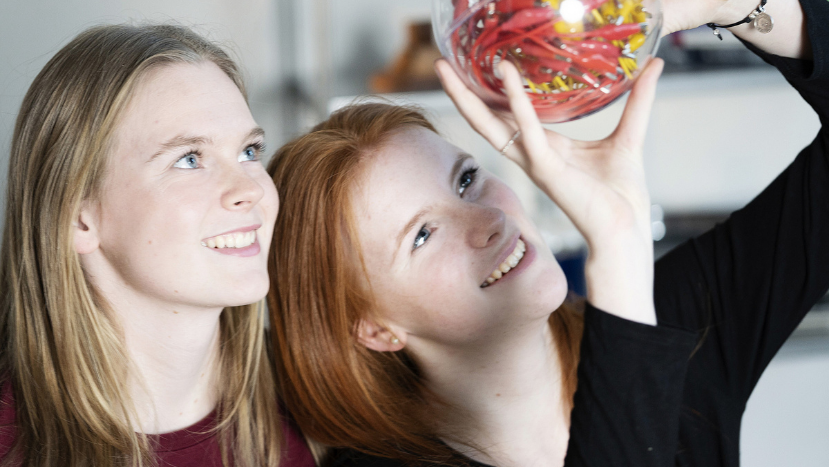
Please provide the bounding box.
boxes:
[710,0,764,26]
[583,239,656,325]
[709,0,810,58]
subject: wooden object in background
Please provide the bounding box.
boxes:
[370,21,442,93]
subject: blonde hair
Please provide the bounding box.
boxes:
[0,24,281,467]
[268,103,583,464]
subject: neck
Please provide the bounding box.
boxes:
[118,299,223,434]
[88,264,224,434]
[413,314,570,467]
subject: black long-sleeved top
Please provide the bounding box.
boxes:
[328,0,829,464]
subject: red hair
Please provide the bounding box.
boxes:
[268,103,583,463]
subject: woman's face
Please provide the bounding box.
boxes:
[352,126,568,347]
[85,61,279,311]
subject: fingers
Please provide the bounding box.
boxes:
[434,59,516,151]
[612,58,664,152]
[497,60,563,170]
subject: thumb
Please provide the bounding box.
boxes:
[612,58,664,153]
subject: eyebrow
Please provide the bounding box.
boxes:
[147,127,265,162]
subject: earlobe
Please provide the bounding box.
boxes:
[356,318,406,352]
[73,201,101,255]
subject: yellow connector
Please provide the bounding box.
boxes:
[553,75,570,91]
[629,33,646,51]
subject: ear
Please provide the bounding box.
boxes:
[73,200,101,255]
[356,318,407,352]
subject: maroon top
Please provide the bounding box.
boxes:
[0,382,316,466]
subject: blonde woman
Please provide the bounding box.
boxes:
[0,25,314,467]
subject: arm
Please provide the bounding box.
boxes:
[652,0,829,463]
[656,0,829,406]
[436,45,692,466]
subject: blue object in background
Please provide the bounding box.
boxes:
[556,248,587,297]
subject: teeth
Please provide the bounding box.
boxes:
[481,239,526,288]
[203,230,257,249]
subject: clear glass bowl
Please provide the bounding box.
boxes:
[432,0,663,123]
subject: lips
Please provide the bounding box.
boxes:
[481,237,526,288]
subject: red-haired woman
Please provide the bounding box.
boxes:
[268,60,689,466]
[267,0,827,463]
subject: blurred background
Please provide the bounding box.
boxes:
[1,0,827,465]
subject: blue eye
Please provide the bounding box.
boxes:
[173,153,199,169]
[240,142,265,162]
[239,145,258,162]
[459,167,478,195]
[413,226,430,250]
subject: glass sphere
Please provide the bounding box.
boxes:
[432,0,663,123]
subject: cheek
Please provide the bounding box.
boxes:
[374,252,483,337]
[486,182,525,214]
[99,180,204,250]
[256,172,280,225]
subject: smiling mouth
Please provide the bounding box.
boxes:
[201,230,257,249]
[481,238,526,288]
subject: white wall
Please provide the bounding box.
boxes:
[742,338,829,467]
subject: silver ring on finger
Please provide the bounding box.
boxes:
[499,130,521,156]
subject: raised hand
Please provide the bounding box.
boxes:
[436,57,664,324]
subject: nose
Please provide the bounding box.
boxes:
[220,164,265,212]
[464,204,506,249]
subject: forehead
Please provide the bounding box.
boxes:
[112,61,253,153]
[357,126,459,205]
[352,126,461,239]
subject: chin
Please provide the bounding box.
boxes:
[223,275,271,307]
[527,261,570,318]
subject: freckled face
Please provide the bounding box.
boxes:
[93,61,279,310]
[352,126,567,346]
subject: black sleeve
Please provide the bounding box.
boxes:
[323,449,408,467]
[323,448,490,467]
[651,0,829,464]
[563,304,696,467]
